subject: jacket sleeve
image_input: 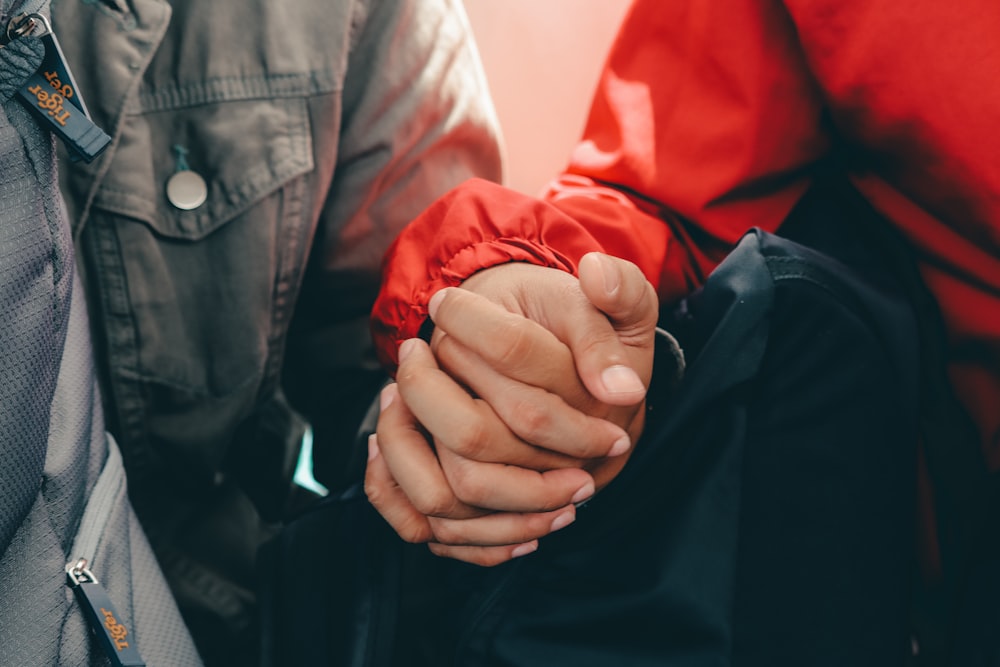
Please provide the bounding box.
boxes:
[283,0,501,397]
[308,0,503,323]
[371,0,832,369]
[285,0,503,463]
[372,0,1000,370]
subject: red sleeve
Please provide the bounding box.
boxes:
[370,177,671,368]
[553,0,830,293]
[372,0,830,369]
[372,0,1000,378]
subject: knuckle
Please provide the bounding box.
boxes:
[397,516,432,544]
[575,328,617,360]
[620,284,660,338]
[448,413,492,460]
[508,394,553,440]
[411,487,459,518]
[475,555,508,568]
[426,518,460,545]
[448,463,489,506]
[534,496,569,513]
[363,476,386,508]
[394,363,422,387]
[364,479,432,544]
[490,317,536,369]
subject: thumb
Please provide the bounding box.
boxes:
[578,252,660,341]
[570,252,659,403]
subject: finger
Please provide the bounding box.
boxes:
[435,333,632,459]
[396,339,596,511]
[571,253,659,402]
[427,540,539,567]
[375,383,483,520]
[429,278,645,407]
[437,445,595,511]
[428,504,576,546]
[427,285,595,409]
[364,434,434,543]
[427,281,643,445]
[396,336,570,466]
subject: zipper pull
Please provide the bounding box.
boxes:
[1,13,39,47]
[66,558,147,667]
[10,13,111,162]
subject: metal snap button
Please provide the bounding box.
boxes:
[165,170,207,210]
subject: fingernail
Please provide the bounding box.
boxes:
[428,288,449,320]
[398,338,418,364]
[601,365,645,396]
[511,541,538,559]
[571,480,595,505]
[595,253,619,295]
[608,435,631,457]
[379,383,396,412]
[367,434,380,461]
[550,509,575,532]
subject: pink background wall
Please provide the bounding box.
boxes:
[463,0,633,195]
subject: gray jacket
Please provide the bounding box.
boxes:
[52,0,503,660]
[1,0,200,664]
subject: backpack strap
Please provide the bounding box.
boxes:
[779,176,997,663]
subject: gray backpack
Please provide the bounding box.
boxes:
[1,11,201,666]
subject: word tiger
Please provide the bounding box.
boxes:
[26,85,71,126]
[100,607,130,651]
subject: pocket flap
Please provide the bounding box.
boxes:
[92,96,313,240]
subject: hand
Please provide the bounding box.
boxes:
[367,363,592,566]
[434,252,659,456]
[365,253,659,565]
[368,303,616,566]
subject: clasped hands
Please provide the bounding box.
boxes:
[365,252,659,566]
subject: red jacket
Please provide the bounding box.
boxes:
[372,0,1000,466]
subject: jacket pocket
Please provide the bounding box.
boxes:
[88,96,314,397]
[93,96,313,241]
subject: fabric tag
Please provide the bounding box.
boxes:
[70,580,147,667]
[67,558,147,667]
[15,23,110,162]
